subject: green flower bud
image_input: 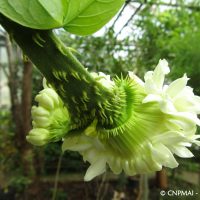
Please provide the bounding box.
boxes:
[31,106,50,117]
[27,79,70,146]
[35,92,54,110]
[26,128,49,146]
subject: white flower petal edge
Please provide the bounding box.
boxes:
[128,71,144,86]
[143,59,200,115]
[144,59,170,94]
[62,134,108,181]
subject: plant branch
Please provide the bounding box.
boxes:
[116,3,143,38]
[52,152,63,200]
[110,0,131,28]
[0,14,114,129]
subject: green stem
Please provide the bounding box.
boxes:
[52,152,63,200]
[0,14,115,129]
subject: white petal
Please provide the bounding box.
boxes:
[171,112,200,127]
[179,142,192,147]
[146,143,162,171]
[62,136,91,152]
[157,59,170,74]
[134,156,150,173]
[168,119,195,132]
[189,135,200,146]
[152,59,170,90]
[171,86,200,114]
[193,96,200,114]
[170,146,194,158]
[166,74,189,99]
[144,72,159,94]
[82,149,101,163]
[84,158,106,181]
[173,86,193,100]
[144,71,153,81]
[151,143,178,168]
[128,72,144,86]
[122,160,136,176]
[108,157,122,174]
[194,140,200,146]
[159,99,176,113]
[165,119,197,135]
[152,131,186,145]
[142,94,162,103]
[174,97,198,113]
[192,135,200,140]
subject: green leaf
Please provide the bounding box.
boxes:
[0,0,66,29]
[0,0,124,35]
[63,0,125,35]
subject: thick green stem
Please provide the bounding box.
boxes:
[0,14,115,129]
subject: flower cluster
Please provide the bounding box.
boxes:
[62,60,200,181]
[26,80,70,146]
[27,60,200,181]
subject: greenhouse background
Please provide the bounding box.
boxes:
[0,0,200,199]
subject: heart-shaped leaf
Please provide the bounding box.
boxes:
[63,0,125,35]
[0,0,124,35]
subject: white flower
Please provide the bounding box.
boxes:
[29,64,199,181]
[62,60,200,181]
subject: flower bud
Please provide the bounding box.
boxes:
[26,128,49,146]
[27,79,70,146]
